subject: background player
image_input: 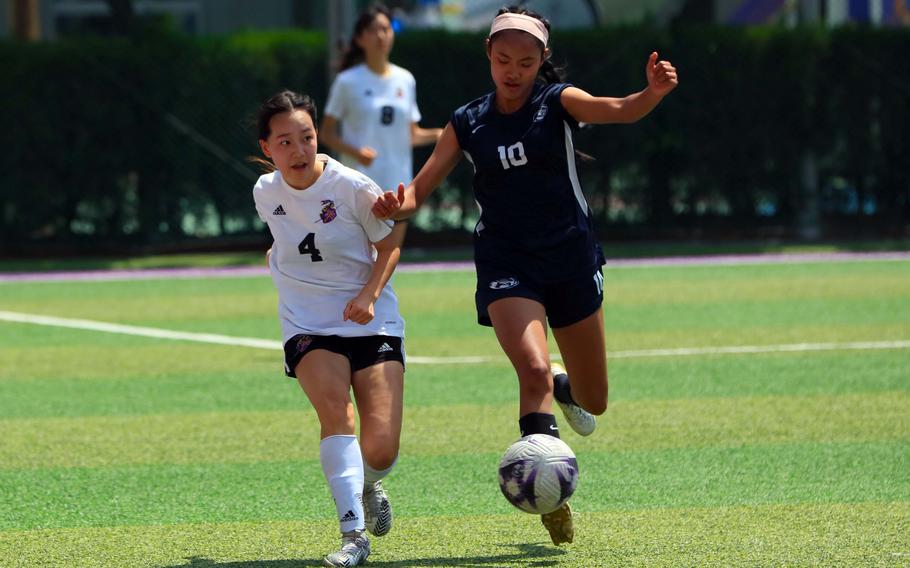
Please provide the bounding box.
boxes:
[321,3,442,192]
[373,5,679,546]
[253,89,407,567]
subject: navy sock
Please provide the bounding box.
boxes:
[519,412,560,438]
[553,371,576,406]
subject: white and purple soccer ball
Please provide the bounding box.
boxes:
[498,434,579,514]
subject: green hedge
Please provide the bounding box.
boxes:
[1,24,908,253]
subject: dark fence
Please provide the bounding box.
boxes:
[1,24,908,254]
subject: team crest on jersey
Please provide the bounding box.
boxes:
[295,335,313,354]
[489,277,519,290]
[534,104,548,122]
[318,200,337,223]
[396,87,404,98]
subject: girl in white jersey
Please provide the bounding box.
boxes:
[321,3,442,191]
[253,90,406,568]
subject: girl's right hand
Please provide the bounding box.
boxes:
[343,293,375,325]
[373,183,405,219]
[357,146,378,166]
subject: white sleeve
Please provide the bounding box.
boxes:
[353,180,394,243]
[408,73,422,123]
[324,76,347,120]
[252,182,268,223]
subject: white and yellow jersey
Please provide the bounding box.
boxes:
[253,154,404,342]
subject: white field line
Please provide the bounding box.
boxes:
[0,310,281,350]
[2,310,909,364]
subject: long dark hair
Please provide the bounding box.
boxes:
[489,6,565,85]
[250,89,318,172]
[337,3,394,72]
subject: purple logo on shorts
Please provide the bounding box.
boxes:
[295,335,313,354]
[319,200,337,223]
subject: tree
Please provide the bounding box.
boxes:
[12,0,40,41]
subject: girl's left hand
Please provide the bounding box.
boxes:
[343,294,375,325]
[646,52,679,98]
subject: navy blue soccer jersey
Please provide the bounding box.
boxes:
[451,82,605,282]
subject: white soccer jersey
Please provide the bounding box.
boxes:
[324,63,422,191]
[253,154,404,342]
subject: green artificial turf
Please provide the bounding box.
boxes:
[1,503,906,567]
[0,258,908,566]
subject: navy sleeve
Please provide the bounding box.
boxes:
[547,82,579,131]
[450,104,470,150]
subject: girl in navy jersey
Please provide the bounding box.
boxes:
[253,90,407,567]
[373,6,678,545]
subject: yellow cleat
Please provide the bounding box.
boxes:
[541,502,575,545]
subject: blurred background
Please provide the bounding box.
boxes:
[2,0,909,260]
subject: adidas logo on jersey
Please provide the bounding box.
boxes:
[273,205,286,215]
[340,510,359,522]
[377,343,393,353]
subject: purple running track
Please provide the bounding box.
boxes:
[0,252,908,283]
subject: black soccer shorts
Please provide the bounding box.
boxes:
[474,263,604,329]
[283,334,404,378]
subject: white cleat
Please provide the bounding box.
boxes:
[552,363,596,436]
[362,480,393,537]
[323,533,370,567]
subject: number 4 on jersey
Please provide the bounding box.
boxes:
[298,233,323,261]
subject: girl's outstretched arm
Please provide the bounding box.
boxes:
[562,52,678,125]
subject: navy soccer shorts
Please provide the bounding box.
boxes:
[474,263,604,329]
[283,334,405,378]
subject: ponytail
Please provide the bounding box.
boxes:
[337,42,365,73]
[537,58,565,85]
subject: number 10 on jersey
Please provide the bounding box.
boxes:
[498,142,528,170]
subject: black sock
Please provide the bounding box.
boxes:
[518,412,560,438]
[553,371,576,406]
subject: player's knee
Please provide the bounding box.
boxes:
[361,441,398,471]
[575,384,608,415]
[317,400,356,434]
[518,361,554,399]
[587,396,608,416]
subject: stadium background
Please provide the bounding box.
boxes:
[1,3,908,567]
[1,0,908,258]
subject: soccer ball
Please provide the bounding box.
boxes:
[498,434,579,514]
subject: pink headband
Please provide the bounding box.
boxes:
[489,13,549,47]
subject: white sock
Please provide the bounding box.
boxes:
[320,435,365,534]
[364,454,398,485]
